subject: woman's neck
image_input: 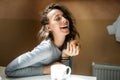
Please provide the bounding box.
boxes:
[54,36,66,48]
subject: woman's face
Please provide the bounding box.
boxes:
[47,9,70,37]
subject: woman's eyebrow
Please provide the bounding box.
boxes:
[54,14,60,19]
[55,14,60,16]
[55,13,63,17]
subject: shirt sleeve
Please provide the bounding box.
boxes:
[5,40,61,77]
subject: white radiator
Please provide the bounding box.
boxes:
[92,63,120,80]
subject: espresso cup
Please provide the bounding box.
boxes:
[51,64,71,80]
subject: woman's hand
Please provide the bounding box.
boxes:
[62,39,81,58]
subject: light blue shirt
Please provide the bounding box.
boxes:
[5,39,71,77]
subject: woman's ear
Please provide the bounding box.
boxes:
[46,25,51,31]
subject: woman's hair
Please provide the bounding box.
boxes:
[38,3,80,41]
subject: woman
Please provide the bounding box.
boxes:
[5,3,80,77]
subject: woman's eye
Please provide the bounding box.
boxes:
[55,17,61,21]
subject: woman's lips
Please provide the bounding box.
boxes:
[60,26,69,29]
[60,26,69,33]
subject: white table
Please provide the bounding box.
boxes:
[0,66,96,80]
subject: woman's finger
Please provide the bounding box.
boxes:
[66,42,70,52]
[69,43,73,56]
[72,44,76,56]
[76,46,80,55]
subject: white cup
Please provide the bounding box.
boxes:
[51,64,71,80]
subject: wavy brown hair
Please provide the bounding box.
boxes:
[38,3,80,41]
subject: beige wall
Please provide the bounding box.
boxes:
[0,0,120,76]
[0,0,55,65]
[58,0,120,75]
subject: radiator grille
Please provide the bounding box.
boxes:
[92,63,120,80]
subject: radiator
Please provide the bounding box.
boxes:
[92,63,120,80]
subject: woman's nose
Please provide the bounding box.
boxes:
[62,17,68,25]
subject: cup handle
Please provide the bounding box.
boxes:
[66,66,71,77]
